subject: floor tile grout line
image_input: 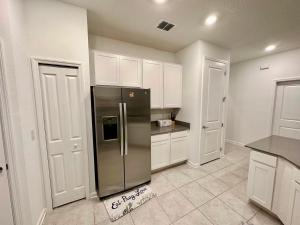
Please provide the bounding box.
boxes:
[154,195,175,225]
[216,194,256,222]
[45,146,251,225]
[196,207,216,225]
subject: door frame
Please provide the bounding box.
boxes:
[269,77,300,136]
[199,56,230,163]
[31,57,90,210]
[0,39,23,225]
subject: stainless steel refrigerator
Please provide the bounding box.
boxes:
[91,86,151,198]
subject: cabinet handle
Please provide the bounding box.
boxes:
[202,126,208,129]
[0,166,3,173]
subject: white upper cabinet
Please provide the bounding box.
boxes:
[91,51,183,108]
[91,51,141,87]
[119,56,141,87]
[93,51,119,86]
[142,60,163,109]
[163,63,182,108]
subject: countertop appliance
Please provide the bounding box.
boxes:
[157,119,172,127]
[91,86,151,198]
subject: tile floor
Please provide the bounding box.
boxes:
[43,143,283,225]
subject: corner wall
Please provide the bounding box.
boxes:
[226,48,300,145]
[0,0,43,224]
[176,40,230,166]
[19,0,94,223]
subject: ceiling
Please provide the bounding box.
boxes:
[58,0,300,63]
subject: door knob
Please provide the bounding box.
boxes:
[74,144,78,149]
[202,126,208,129]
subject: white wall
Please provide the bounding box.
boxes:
[24,0,95,221]
[226,48,300,145]
[89,34,178,63]
[0,0,41,224]
[176,40,230,166]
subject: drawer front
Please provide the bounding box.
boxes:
[250,151,277,167]
[171,130,188,139]
[151,133,170,143]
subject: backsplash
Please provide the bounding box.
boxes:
[151,109,179,121]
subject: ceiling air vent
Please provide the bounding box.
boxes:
[157,20,175,31]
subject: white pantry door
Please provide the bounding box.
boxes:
[0,119,14,225]
[273,81,300,140]
[39,65,85,207]
[200,59,226,164]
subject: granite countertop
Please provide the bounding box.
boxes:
[151,121,190,135]
[246,135,300,168]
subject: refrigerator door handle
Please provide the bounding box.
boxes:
[119,103,124,156]
[123,103,128,155]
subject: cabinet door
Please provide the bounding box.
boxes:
[119,56,141,87]
[151,140,170,170]
[272,158,294,224]
[287,170,300,225]
[142,60,163,109]
[94,52,119,85]
[170,136,188,164]
[247,160,275,210]
[163,63,182,108]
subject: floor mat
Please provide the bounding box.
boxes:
[104,185,156,221]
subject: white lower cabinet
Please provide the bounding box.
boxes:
[272,158,294,224]
[287,169,300,225]
[247,150,300,225]
[151,134,170,170]
[151,131,188,171]
[247,151,276,210]
[170,131,188,164]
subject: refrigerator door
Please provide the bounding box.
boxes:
[92,86,125,197]
[122,88,151,189]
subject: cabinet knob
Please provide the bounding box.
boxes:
[202,126,208,129]
[0,167,3,173]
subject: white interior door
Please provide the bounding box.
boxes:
[0,118,14,225]
[273,81,300,139]
[200,59,226,164]
[39,65,85,207]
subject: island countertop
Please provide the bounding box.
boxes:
[246,135,300,168]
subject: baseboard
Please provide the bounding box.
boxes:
[187,160,200,168]
[36,208,46,225]
[225,139,245,147]
[89,191,98,199]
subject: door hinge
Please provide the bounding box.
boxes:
[6,164,8,170]
[220,147,222,152]
[222,97,226,102]
[221,123,224,127]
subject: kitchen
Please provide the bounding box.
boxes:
[0,0,300,225]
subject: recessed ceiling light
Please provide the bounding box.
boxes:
[265,45,276,52]
[153,0,167,4]
[205,14,218,26]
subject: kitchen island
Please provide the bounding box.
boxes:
[246,135,300,225]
